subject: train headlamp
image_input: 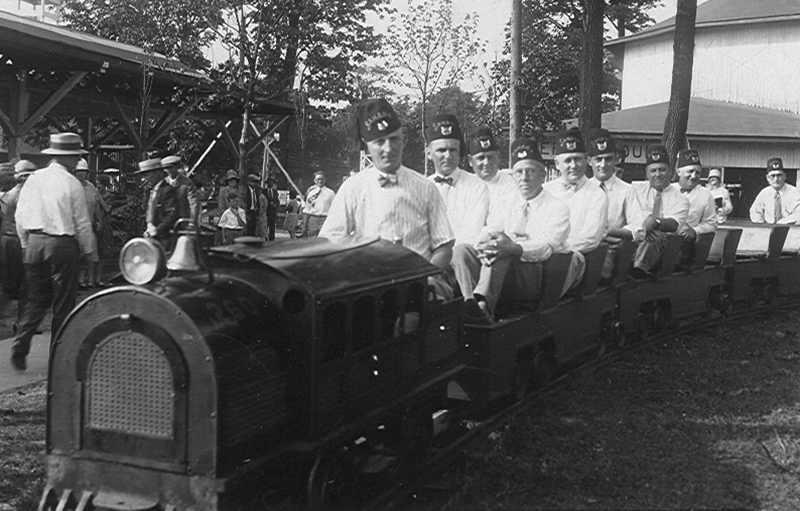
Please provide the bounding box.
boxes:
[119,238,167,285]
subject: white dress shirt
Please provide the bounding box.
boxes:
[302,185,336,216]
[672,183,716,234]
[543,175,608,252]
[483,189,570,262]
[15,161,95,255]
[627,181,690,241]
[749,184,800,224]
[590,174,637,233]
[319,165,453,260]
[429,168,488,245]
[484,170,518,220]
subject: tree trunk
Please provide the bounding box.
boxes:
[421,94,428,175]
[509,0,523,158]
[662,0,697,164]
[578,0,604,136]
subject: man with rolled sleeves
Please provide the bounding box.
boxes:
[137,158,179,248]
[319,98,454,299]
[542,127,608,292]
[162,155,199,224]
[452,138,571,323]
[749,158,800,224]
[672,149,716,269]
[301,171,335,237]
[587,128,641,279]
[11,133,96,371]
[427,114,488,247]
[627,145,689,278]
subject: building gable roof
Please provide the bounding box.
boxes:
[607,0,800,48]
[583,98,800,141]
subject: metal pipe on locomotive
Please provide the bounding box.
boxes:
[38,218,800,510]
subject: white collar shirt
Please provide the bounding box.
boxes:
[543,175,608,253]
[672,183,716,234]
[484,170,518,223]
[319,165,454,260]
[590,174,632,231]
[749,184,800,224]
[302,184,336,216]
[627,181,689,240]
[15,161,95,255]
[483,189,570,263]
[428,168,488,245]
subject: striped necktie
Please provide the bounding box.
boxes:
[774,191,782,223]
[513,202,529,238]
[652,190,662,217]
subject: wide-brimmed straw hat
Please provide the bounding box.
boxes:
[41,133,88,155]
[134,158,164,175]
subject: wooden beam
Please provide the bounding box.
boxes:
[147,97,201,149]
[89,124,122,151]
[215,118,239,159]
[0,106,14,137]
[46,116,69,133]
[245,116,288,157]
[112,97,141,148]
[147,110,171,143]
[18,71,87,135]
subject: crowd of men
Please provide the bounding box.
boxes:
[320,98,798,325]
[5,96,799,368]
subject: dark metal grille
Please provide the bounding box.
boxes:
[87,332,174,439]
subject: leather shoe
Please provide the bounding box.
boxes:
[10,352,26,371]
[463,298,493,326]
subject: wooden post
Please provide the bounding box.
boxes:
[509,0,523,161]
[8,71,28,160]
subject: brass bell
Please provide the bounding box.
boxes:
[167,219,202,271]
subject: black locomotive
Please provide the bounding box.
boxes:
[38,220,800,511]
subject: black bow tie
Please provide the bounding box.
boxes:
[680,188,691,194]
[434,176,453,185]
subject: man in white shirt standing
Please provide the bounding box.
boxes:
[11,133,96,371]
[749,158,800,224]
[427,114,488,247]
[587,128,641,279]
[452,138,571,323]
[543,127,608,292]
[162,155,199,224]
[301,171,336,237]
[628,145,690,279]
[672,149,716,269]
[467,126,517,214]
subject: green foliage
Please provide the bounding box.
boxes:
[61,0,224,70]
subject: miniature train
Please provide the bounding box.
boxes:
[37,221,800,511]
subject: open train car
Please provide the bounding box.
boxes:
[38,236,465,511]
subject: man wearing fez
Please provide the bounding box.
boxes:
[426,114,488,246]
[587,128,640,279]
[162,155,199,224]
[749,157,800,224]
[468,126,517,213]
[452,138,571,323]
[320,98,454,297]
[627,145,689,278]
[11,133,96,371]
[137,158,179,248]
[672,149,716,268]
[542,127,608,292]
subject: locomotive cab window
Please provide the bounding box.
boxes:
[353,295,376,351]
[321,302,347,362]
[380,288,399,340]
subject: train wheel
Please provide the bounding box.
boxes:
[764,282,778,304]
[637,312,651,341]
[385,405,433,472]
[531,351,555,390]
[511,363,530,401]
[653,303,671,331]
[718,292,732,314]
[612,322,626,349]
[306,447,356,511]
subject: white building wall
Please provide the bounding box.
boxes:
[620,20,800,114]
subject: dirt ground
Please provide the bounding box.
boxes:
[411,309,800,510]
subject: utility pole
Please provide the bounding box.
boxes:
[509,0,522,162]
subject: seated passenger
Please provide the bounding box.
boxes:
[467,126,517,215]
[749,157,800,224]
[587,128,637,279]
[672,149,716,269]
[452,138,570,324]
[542,127,608,293]
[627,145,689,279]
[707,168,733,224]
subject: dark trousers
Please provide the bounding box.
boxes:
[0,235,27,322]
[245,210,258,236]
[12,234,80,356]
[266,213,276,241]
